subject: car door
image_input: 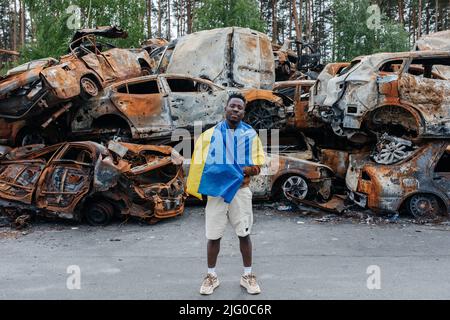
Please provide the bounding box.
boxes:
[398,56,450,133]
[35,144,95,213]
[0,145,62,205]
[161,76,227,129]
[432,144,450,200]
[377,58,406,105]
[110,77,174,137]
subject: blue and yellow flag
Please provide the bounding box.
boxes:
[187,120,265,203]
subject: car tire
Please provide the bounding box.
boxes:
[406,194,445,219]
[278,175,310,202]
[80,77,99,100]
[84,200,114,226]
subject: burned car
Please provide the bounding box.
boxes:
[249,152,334,204]
[273,39,323,81]
[40,26,153,102]
[70,73,293,142]
[0,27,153,147]
[311,51,450,140]
[182,134,336,207]
[0,57,59,145]
[346,141,449,219]
[151,27,275,89]
[273,79,323,130]
[0,141,186,226]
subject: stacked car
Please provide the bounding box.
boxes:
[1,26,448,225]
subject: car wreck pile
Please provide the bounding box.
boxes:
[0,26,448,226]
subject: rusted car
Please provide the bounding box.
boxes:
[414,30,450,79]
[0,57,61,146]
[152,27,275,89]
[346,141,449,219]
[273,40,323,81]
[40,26,153,102]
[70,73,293,142]
[0,141,186,225]
[0,27,154,147]
[310,51,450,140]
[182,134,335,205]
[273,79,323,130]
[249,152,334,203]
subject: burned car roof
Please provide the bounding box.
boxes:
[162,27,275,89]
[70,26,128,50]
[414,30,450,51]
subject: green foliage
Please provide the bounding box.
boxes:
[20,0,146,62]
[332,0,409,61]
[194,0,265,32]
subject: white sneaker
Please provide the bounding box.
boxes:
[240,273,261,294]
[200,273,220,295]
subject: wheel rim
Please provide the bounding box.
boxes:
[22,132,45,146]
[409,195,440,218]
[245,103,276,129]
[87,202,113,225]
[81,78,98,97]
[373,141,412,164]
[282,176,308,200]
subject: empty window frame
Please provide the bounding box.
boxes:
[117,80,159,94]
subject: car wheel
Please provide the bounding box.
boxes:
[85,201,114,226]
[280,175,309,202]
[80,77,99,100]
[141,67,152,76]
[244,101,279,130]
[20,131,46,146]
[407,194,444,219]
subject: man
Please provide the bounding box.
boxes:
[186,92,265,295]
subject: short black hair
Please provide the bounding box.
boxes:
[227,92,246,105]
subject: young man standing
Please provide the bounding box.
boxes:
[186,93,265,295]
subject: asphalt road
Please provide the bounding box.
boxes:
[1,204,450,300]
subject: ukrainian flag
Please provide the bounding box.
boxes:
[187,120,265,203]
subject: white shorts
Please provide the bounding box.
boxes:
[205,187,253,240]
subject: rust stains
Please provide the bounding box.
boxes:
[0,141,186,225]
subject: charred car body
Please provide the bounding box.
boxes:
[249,152,334,204]
[0,26,153,147]
[346,141,449,219]
[151,27,275,90]
[0,141,185,225]
[70,73,293,142]
[310,51,450,140]
[40,26,152,102]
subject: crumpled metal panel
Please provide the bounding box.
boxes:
[0,141,187,223]
[414,30,450,51]
[346,141,449,214]
[166,27,275,89]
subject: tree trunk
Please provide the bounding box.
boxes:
[398,0,404,25]
[417,0,422,38]
[167,0,171,39]
[20,0,25,47]
[299,0,303,40]
[157,0,161,37]
[272,0,278,44]
[306,0,312,43]
[147,0,152,38]
[292,0,301,41]
[435,0,439,32]
[12,0,17,52]
[289,0,292,40]
[187,0,193,34]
